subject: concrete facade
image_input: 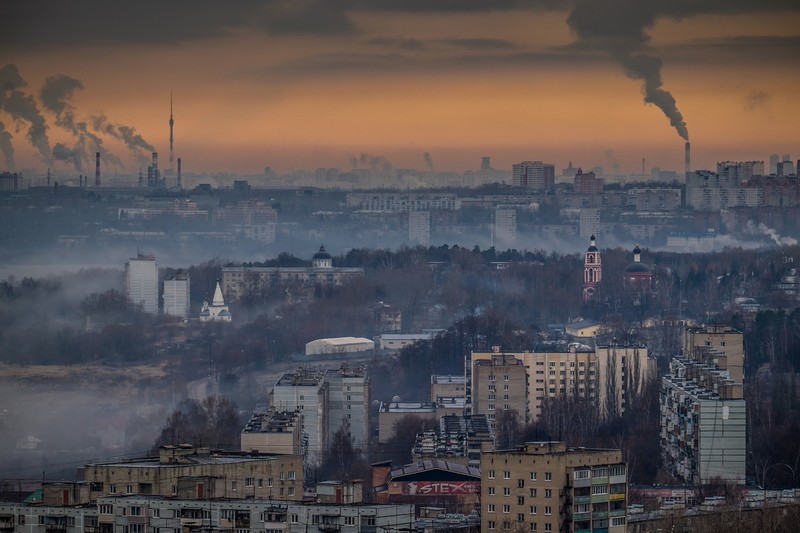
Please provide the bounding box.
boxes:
[481,442,627,533]
[125,254,158,314]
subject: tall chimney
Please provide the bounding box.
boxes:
[684,142,691,181]
[642,157,645,175]
[95,152,101,187]
[46,168,50,187]
[152,152,159,187]
[177,157,182,189]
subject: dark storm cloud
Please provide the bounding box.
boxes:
[2,1,797,47]
[368,37,428,51]
[439,38,520,50]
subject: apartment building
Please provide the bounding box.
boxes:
[241,409,305,456]
[660,326,746,484]
[471,353,529,426]
[81,445,303,502]
[469,345,654,421]
[125,254,158,314]
[481,441,627,533]
[269,369,328,466]
[324,365,370,450]
[0,498,415,533]
[162,270,190,318]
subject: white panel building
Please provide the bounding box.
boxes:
[163,270,190,318]
[408,210,431,246]
[125,254,158,314]
[305,337,374,356]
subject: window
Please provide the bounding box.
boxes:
[171,485,177,495]
[488,487,496,495]
[517,496,525,505]
[125,485,133,494]
[575,470,590,480]
[344,517,355,525]
[90,482,103,492]
[517,479,524,488]
[529,523,537,531]
[529,488,537,497]
[545,506,552,516]
[487,504,496,513]
[504,375,509,381]
[129,506,142,516]
[529,505,537,514]
[489,394,496,400]
[591,484,608,495]
[517,513,525,522]
[258,479,263,488]
[488,520,496,530]
[488,470,496,479]
[611,517,625,527]
[530,472,537,481]
[99,505,113,515]
[503,471,511,479]
[544,524,552,532]
[502,505,510,514]
[503,487,511,496]
[130,525,144,533]
[544,489,552,498]
[544,472,552,481]
[231,481,238,491]
[503,384,509,390]
[288,471,296,480]
[268,478,274,487]
[245,478,254,487]
[279,472,285,480]
[610,465,626,477]
[489,404,496,411]
[288,487,295,496]
[279,488,284,496]
[290,514,298,524]
[109,484,116,494]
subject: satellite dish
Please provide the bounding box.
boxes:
[392,395,401,403]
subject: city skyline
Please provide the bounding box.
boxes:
[1,1,798,175]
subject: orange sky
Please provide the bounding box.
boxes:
[2,4,799,176]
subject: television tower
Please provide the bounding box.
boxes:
[169,91,174,175]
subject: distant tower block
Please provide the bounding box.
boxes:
[177,157,182,189]
[95,152,101,186]
[169,91,174,174]
[481,157,491,171]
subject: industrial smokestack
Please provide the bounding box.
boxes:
[177,157,182,189]
[94,152,101,186]
[46,167,50,187]
[684,142,691,180]
[642,158,645,175]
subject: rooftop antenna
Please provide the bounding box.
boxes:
[169,91,174,175]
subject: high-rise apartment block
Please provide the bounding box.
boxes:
[574,169,604,195]
[469,345,654,422]
[481,442,627,533]
[660,325,746,484]
[408,210,431,246]
[163,270,190,318]
[324,365,370,450]
[471,353,529,426]
[125,254,158,314]
[493,208,517,245]
[512,161,555,191]
[268,365,370,465]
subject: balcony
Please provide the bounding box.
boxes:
[609,493,626,501]
[574,496,590,504]
[592,511,608,519]
[318,524,341,532]
[609,509,626,517]
[573,512,590,521]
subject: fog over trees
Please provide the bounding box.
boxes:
[1,243,799,487]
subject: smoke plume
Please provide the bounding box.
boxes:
[604,149,621,174]
[745,220,798,247]
[567,1,689,141]
[0,121,14,170]
[358,153,392,172]
[90,114,154,163]
[52,142,83,171]
[423,151,434,172]
[40,74,122,171]
[0,64,52,161]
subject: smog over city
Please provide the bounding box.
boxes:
[1,2,800,531]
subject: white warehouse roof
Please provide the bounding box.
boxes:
[305,336,375,355]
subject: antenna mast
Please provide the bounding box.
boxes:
[169,91,174,175]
